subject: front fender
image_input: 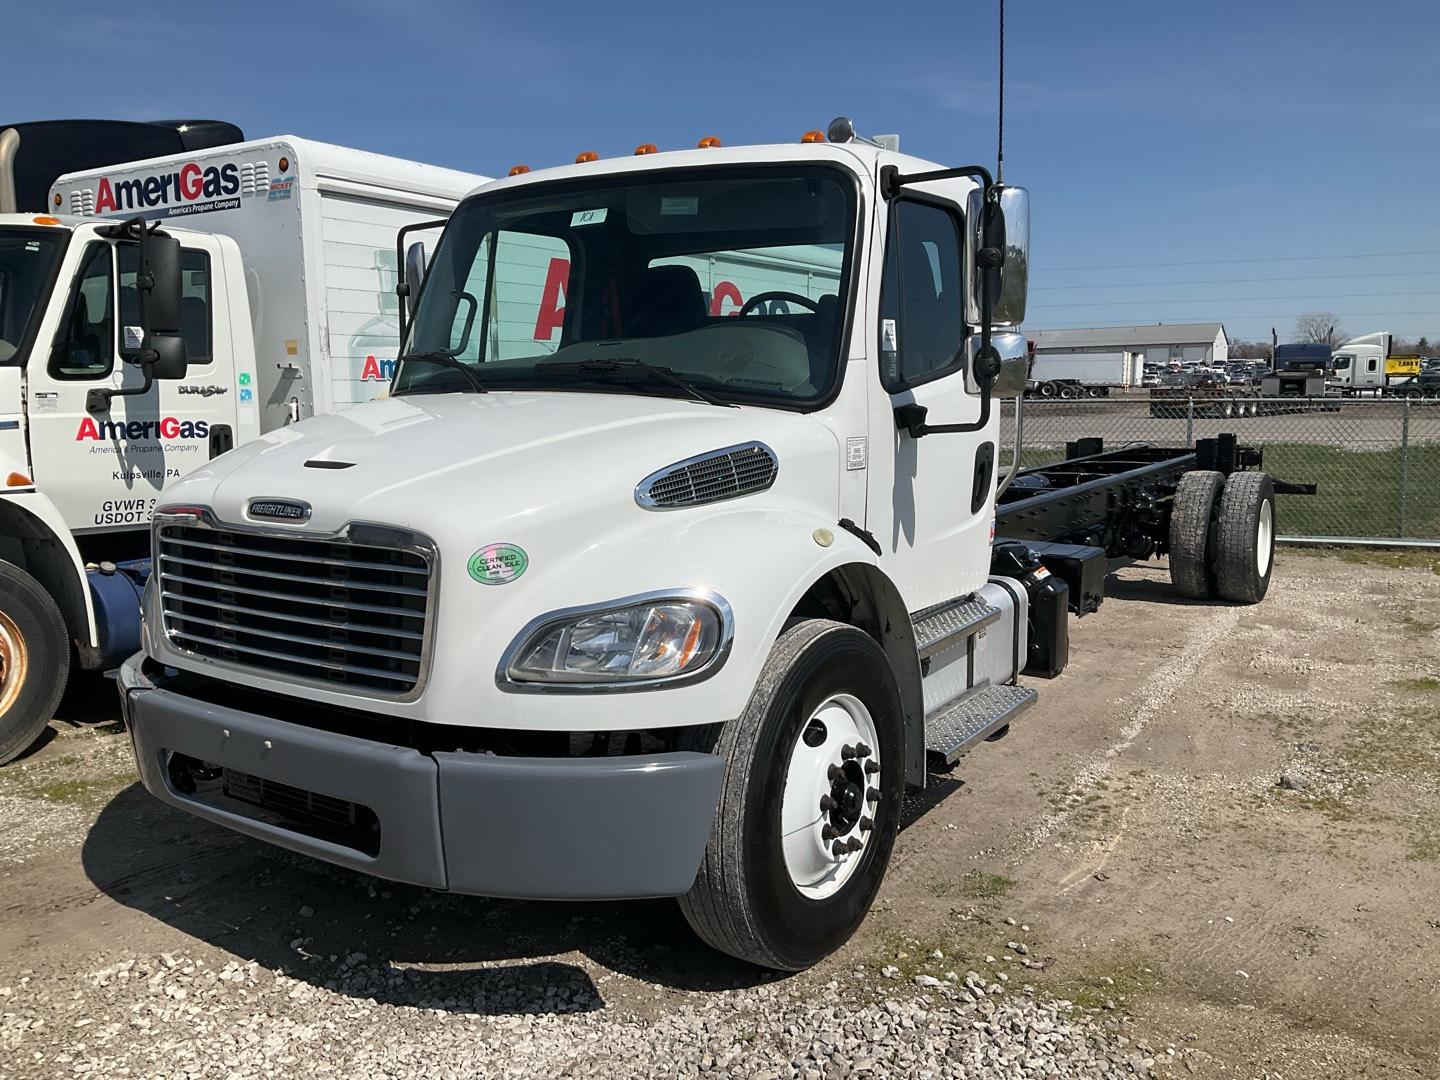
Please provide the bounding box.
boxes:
[0,490,98,647]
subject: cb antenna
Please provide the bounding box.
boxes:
[996,0,1006,185]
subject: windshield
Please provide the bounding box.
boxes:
[0,229,65,365]
[396,165,857,408]
[1332,354,1352,370]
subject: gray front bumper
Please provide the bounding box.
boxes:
[120,659,725,900]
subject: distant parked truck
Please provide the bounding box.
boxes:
[1262,343,1330,397]
[1025,350,1132,398]
[1330,332,1424,396]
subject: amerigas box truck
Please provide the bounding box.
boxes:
[0,137,486,762]
[119,122,1290,970]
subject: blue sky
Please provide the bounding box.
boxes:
[6,0,1438,344]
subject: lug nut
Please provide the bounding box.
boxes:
[831,840,848,857]
[859,816,873,832]
[846,837,863,852]
[866,789,879,804]
[821,825,837,841]
[828,764,842,782]
[841,744,857,760]
[819,794,835,812]
[855,742,872,758]
[864,760,880,774]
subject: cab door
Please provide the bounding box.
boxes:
[26,238,237,534]
[867,192,996,612]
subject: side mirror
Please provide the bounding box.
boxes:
[404,241,427,320]
[993,186,1029,325]
[964,184,1030,327]
[139,233,184,334]
[148,334,188,380]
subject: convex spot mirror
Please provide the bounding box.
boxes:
[965,331,1030,397]
[964,185,1029,328]
[147,334,188,380]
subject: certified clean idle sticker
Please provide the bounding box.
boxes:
[468,543,528,585]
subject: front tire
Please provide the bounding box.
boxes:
[679,620,904,970]
[0,562,70,765]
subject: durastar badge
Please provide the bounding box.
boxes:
[468,543,528,585]
[248,498,312,523]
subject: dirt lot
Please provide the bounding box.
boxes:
[1,549,1438,1078]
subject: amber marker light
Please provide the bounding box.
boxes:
[697,136,722,148]
[6,473,31,487]
[575,151,599,163]
[32,216,60,226]
[508,164,531,176]
[800,130,826,143]
[633,143,658,155]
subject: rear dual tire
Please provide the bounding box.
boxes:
[679,620,904,971]
[1168,471,1276,604]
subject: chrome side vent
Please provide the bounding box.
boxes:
[636,442,778,510]
[70,189,95,216]
[239,161,270,196]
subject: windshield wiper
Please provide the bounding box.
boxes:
[394,352,488,394]
[538,357,734,408]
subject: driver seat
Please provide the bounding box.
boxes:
[625,265,707,338]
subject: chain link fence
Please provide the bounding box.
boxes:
[999,394,1440,544]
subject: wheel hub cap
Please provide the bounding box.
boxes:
[781,693,881,899]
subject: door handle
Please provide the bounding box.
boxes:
[209,424,234,459]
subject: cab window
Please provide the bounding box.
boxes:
[878,200,966,391]
[48,243,113,380]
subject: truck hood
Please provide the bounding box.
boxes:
[175,390,842,537]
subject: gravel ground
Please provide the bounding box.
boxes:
[2,551,1437,1079]
[3,949,1173,1079]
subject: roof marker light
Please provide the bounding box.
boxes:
[575,151,599,163]
[508,164,531,176]
[52,193,62,207]
[800,130,826,143]
[697,136,722,148]
[32,216,60,226]
[634,143,658,156]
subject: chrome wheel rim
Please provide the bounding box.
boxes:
[0,612,28,718]
[781,693,880,899]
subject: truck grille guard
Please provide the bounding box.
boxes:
[152,508,437,700]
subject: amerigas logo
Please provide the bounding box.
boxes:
[93,162,241,217]
[75,416,210,441]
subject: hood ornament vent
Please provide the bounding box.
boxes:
[636,441,778,510]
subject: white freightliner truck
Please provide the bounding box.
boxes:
[118,121,1292,969]
[0,137,487,762]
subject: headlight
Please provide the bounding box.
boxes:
[503,593,731,689]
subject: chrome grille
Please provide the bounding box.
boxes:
[156,523,432,696]
[636,442,778,509]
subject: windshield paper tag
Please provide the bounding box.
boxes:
[881,319,898,353]
[570,208,607,227]
[660,196,699,216]
[122,326,145,351]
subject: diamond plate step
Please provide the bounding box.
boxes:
[911,595,1002,659]
[924,683,1038,765]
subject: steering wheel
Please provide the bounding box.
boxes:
[736,291,820,317]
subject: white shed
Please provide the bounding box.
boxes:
[1028,323,1230,387]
